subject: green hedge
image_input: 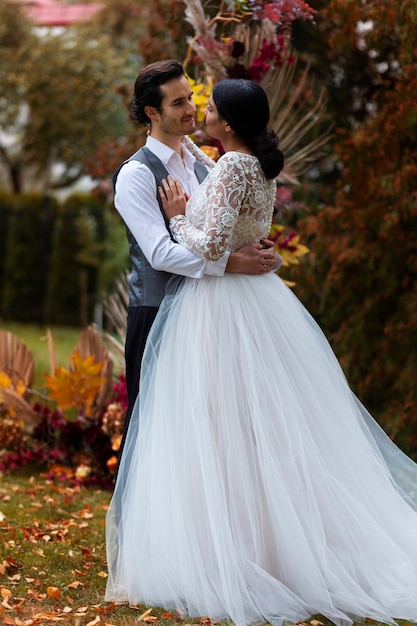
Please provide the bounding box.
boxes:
[0,192,16,309]
[2,194,58,323]
[0,192,128,327]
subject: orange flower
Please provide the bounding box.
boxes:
[200,145,220,160]
[106,455,118,474]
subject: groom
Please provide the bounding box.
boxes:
[113,59,280,464]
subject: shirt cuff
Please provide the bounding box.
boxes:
[273,253,283,272]
[204,251,230,276]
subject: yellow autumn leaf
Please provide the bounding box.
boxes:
[270,223,285,236]
[15,379,27,396]
[0,372,12,388]
[293,243,310,257]
[187,74,212,123]
[71,351,104,377]
[44,367,75,407]
[280,249,300,266]
[44,352,105,416]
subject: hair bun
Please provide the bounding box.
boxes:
[253,128,280,153]
[253,129,284,179]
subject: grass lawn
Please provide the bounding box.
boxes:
[0,467,181,626]
[0,469,404,626]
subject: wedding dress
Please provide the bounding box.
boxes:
[106,151,417,626]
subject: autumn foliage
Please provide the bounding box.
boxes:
[293,0,417,455]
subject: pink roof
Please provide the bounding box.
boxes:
[14,0,104,26]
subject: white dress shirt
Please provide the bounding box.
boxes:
[114,136,229,278]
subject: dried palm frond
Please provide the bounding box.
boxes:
[92,327,125,375]
[0,331,42,431]
[261,53,332,182]
[95,270,129,373]
[233,20,277,68]
[183,0,243,81]
[0,385,39,428]
[0,330,35,391]
[103,269,129,343]
[184,0,213,39]
[71,325,114,420]
[46,328,57,375]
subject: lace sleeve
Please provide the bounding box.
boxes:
[170,153,246,262]
[183,135,216,170]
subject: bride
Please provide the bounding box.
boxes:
[106,78,417,626]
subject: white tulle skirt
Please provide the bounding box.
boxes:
[106,273,417,626]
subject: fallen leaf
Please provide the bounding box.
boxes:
[3,557,19,569]
[34,549,45,558]
[67,581,83,588]
[92,604,114,614]
[8,573,21,581]
[47,586,61,600]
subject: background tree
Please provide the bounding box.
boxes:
[0,2,133,193]
[85,0,192,184]
[291,0,417,455]
[0,3,37,193]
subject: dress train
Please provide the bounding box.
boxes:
[106,273,417,626]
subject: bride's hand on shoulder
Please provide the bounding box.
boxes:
[158,175,188,219]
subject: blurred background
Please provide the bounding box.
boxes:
[1,0,417,462]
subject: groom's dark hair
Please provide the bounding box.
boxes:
[130,60,185,126]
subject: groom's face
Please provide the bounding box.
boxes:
[154,75,197,138]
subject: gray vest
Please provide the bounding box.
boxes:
[113,146,208,307]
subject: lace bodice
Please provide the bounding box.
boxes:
[170,151,276,262]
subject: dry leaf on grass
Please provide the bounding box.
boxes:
[47,586,61,600]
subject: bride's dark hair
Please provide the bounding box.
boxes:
[212,79,284,180]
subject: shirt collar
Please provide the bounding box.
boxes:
[145,135,196,169]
